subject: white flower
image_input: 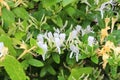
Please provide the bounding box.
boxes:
[98,0,113,18]
[0,42,8,58]
[54,38,61,54]
[0,42,4,57]
[37,41,48,61]
[54,32,59,38]
[81,25,94,36]
[60,33,66,43]
[67,25,82,41]
[53,32,66,54]
[70,44,79,62]
[48,32,54,41]
[76,25,82,32]
[37,34,44,43]
[88,36,96,46]
[37,34,48,60]
[70,30,78,39]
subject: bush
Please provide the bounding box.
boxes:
[0,0,120,80]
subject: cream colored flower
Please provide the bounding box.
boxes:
[70,44,79,62]
[111,17,118,33]
[100,27,110,44]
[88,36,96,46]
[0,42,8,60]
[105,18,110,27]
[102,53,109,69]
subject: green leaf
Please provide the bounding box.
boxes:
[28,59,44,67]
[30,38,37,46]
[52,53,60,64]
[65,7,76,17]
[0,35,16,56]
[15,32,26,40]
[68,67,93,80]
[21,60,29,70]
[2,8,15,26]
[42,0,58,8]
[47,65,56,75]
[52,16,63,27]
[3,55,27,80]
[62,0,76,7]
[13,7,29,20]
[91,56,99,64]
[40,67,47,77]
[36,47,44,55]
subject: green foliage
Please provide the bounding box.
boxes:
[2,8,15,26]
[28,59,44,67]
[68,67,93,80]
[0,0,120,80]
[3,55,27,80]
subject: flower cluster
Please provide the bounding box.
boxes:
[37,25,96,61]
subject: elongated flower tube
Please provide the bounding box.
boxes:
[37,34,48,60]
[70,44,79,62]
[53,32,66,54]
[37,34,44,43]
[81,25,94,36]
[0,42,8,60]
[98,0,113,18]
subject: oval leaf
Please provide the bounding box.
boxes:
[3,55,27,80]
[28,59,44,67]
[52,53,60,64]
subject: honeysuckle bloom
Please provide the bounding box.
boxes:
[88,36,96,46]
[0,42,8,59]
[97,41,115,68]
[37,34,48,60]
[70,44,79,62]
[37,34,44,43]
[111,17,118,33]
[68,25,81,41]
[37,41,48,61]
[102,53,109,69]
[100,26,110,44]
[76,25,82,32]
[114,47,120,56]
[105,18,110,27]
[81,25,94,36]
[98,0,116,19]
[53,32,66,54]
[44,30,66,54]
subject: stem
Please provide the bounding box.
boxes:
[17,46,36,60]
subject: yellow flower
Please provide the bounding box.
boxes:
[102,53,109,69]
[117,24,120,30]
[97,41,115,69]
[114,47,120,56]
[111,17,117,33]
[100,27,110,44]
[105,17,110,27]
